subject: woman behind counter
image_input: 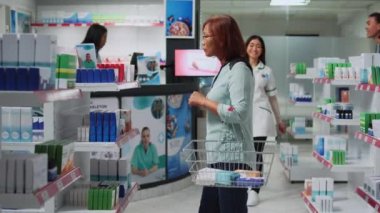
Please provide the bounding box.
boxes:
[82,23,108,63]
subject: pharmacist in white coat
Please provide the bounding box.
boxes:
[245,35,286,206]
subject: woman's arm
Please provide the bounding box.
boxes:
[189,91,218,115]
[268,95,286,134]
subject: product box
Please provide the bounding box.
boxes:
[35,34,57,90]
[108,159,117,181]
[6,157,16,193]
[56,54,77,89]
[0,158,7,193]
[90,158,99,181]
[20,107,33,142]
[312,178,320,202]
[120,109,132,134]
[10,107,21,142]
[25,154,48,193]
[15,157,25,193]
[2,34,18,67]
[99,159,108,181]
[19,34,35,67]
[56,141,75,174]
[1,107,12,142]
[0,34,3,66]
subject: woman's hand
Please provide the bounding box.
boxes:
[277,120,287,135]
[189,91,206,107]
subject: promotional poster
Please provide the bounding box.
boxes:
[121,96,166,185]
[166,0,194,38]
[167,94,192,179]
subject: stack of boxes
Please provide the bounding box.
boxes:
[314,135,347,165]
[304,178,334,213]
[1,107,43,143]
[35,140,75,180]
[0,153,48,194]
[279,143,298,168]
[0,33,58,91]
[363,176,380,201]
[360,112,380,137]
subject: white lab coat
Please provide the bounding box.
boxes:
[252,61,277,137]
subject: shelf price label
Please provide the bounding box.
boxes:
[56,180,64,190]
[41,190,50,202]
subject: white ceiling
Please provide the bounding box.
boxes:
[201,0,379,24]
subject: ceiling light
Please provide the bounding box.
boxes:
[270,0,310,6]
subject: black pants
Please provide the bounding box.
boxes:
[253,136,267,193]
[198,163,250,213]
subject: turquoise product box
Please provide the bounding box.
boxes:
[19,34,35,67]
[20,107,33,142]
[1,107,12,142]
[2,34,18,67]
[35,34,57,90]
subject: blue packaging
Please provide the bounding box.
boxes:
[103,112,110,142]
[29,68,40,91]
[76,69,82,83]
[109,112,117,142]
[101,69,108,83]
[88,69,95,83]
[94,69,101,83]
[89,112,97,142]
[80,69,88,83]
[107,69,115,82]
[96,112,103,142]
[16,68,28,91]
[360,68,368,84]
[0,67,5,90]
[5,68,17,90]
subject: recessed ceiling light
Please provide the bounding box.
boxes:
[270,0,311,6]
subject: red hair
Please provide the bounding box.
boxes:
[203,15,246,63]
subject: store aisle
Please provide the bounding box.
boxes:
[127,150,306,213]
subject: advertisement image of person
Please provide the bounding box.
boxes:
[245,35,286,207]
[189,15,254,213]
[131,127,159,177]
[366,12,380,53]
[82,53,96,68]
[82,23,108,63]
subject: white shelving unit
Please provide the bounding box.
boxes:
[301,59,380,212]
[0,90,89,212]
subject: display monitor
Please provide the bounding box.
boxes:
[175,49,221,76]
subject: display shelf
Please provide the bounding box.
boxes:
[116,128,140,147]
[73,142,120,152]
[312,151,374,173]
[31,22,164,28]
[313,112,359,126]
[313,78,331,84]
[356,187,380,212]
[1,142,43,152]
[301,191,319,213]
[75,82,139,92]
[330,80,358,86]
[0,89,82,105]
[0,167,82,209]
[287,127,313,139]
[355,131,380,149]
[287,73,315,79]
[289,100,316,107]
[57,182,138,213]
[355,84,380,93]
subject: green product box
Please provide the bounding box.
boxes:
[372,67,377,85]
[88,188,94,210]
[342,151,346,165]
[56,54,77,89]
[94,188,100,210]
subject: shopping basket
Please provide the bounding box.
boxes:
[182,139,276,188]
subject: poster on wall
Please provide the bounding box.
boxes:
[165,0,194,39]
[167,94,192,179]
[121,96,166,185]
[10,9,32,33]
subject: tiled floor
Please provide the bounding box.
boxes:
[127,143,308,213]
